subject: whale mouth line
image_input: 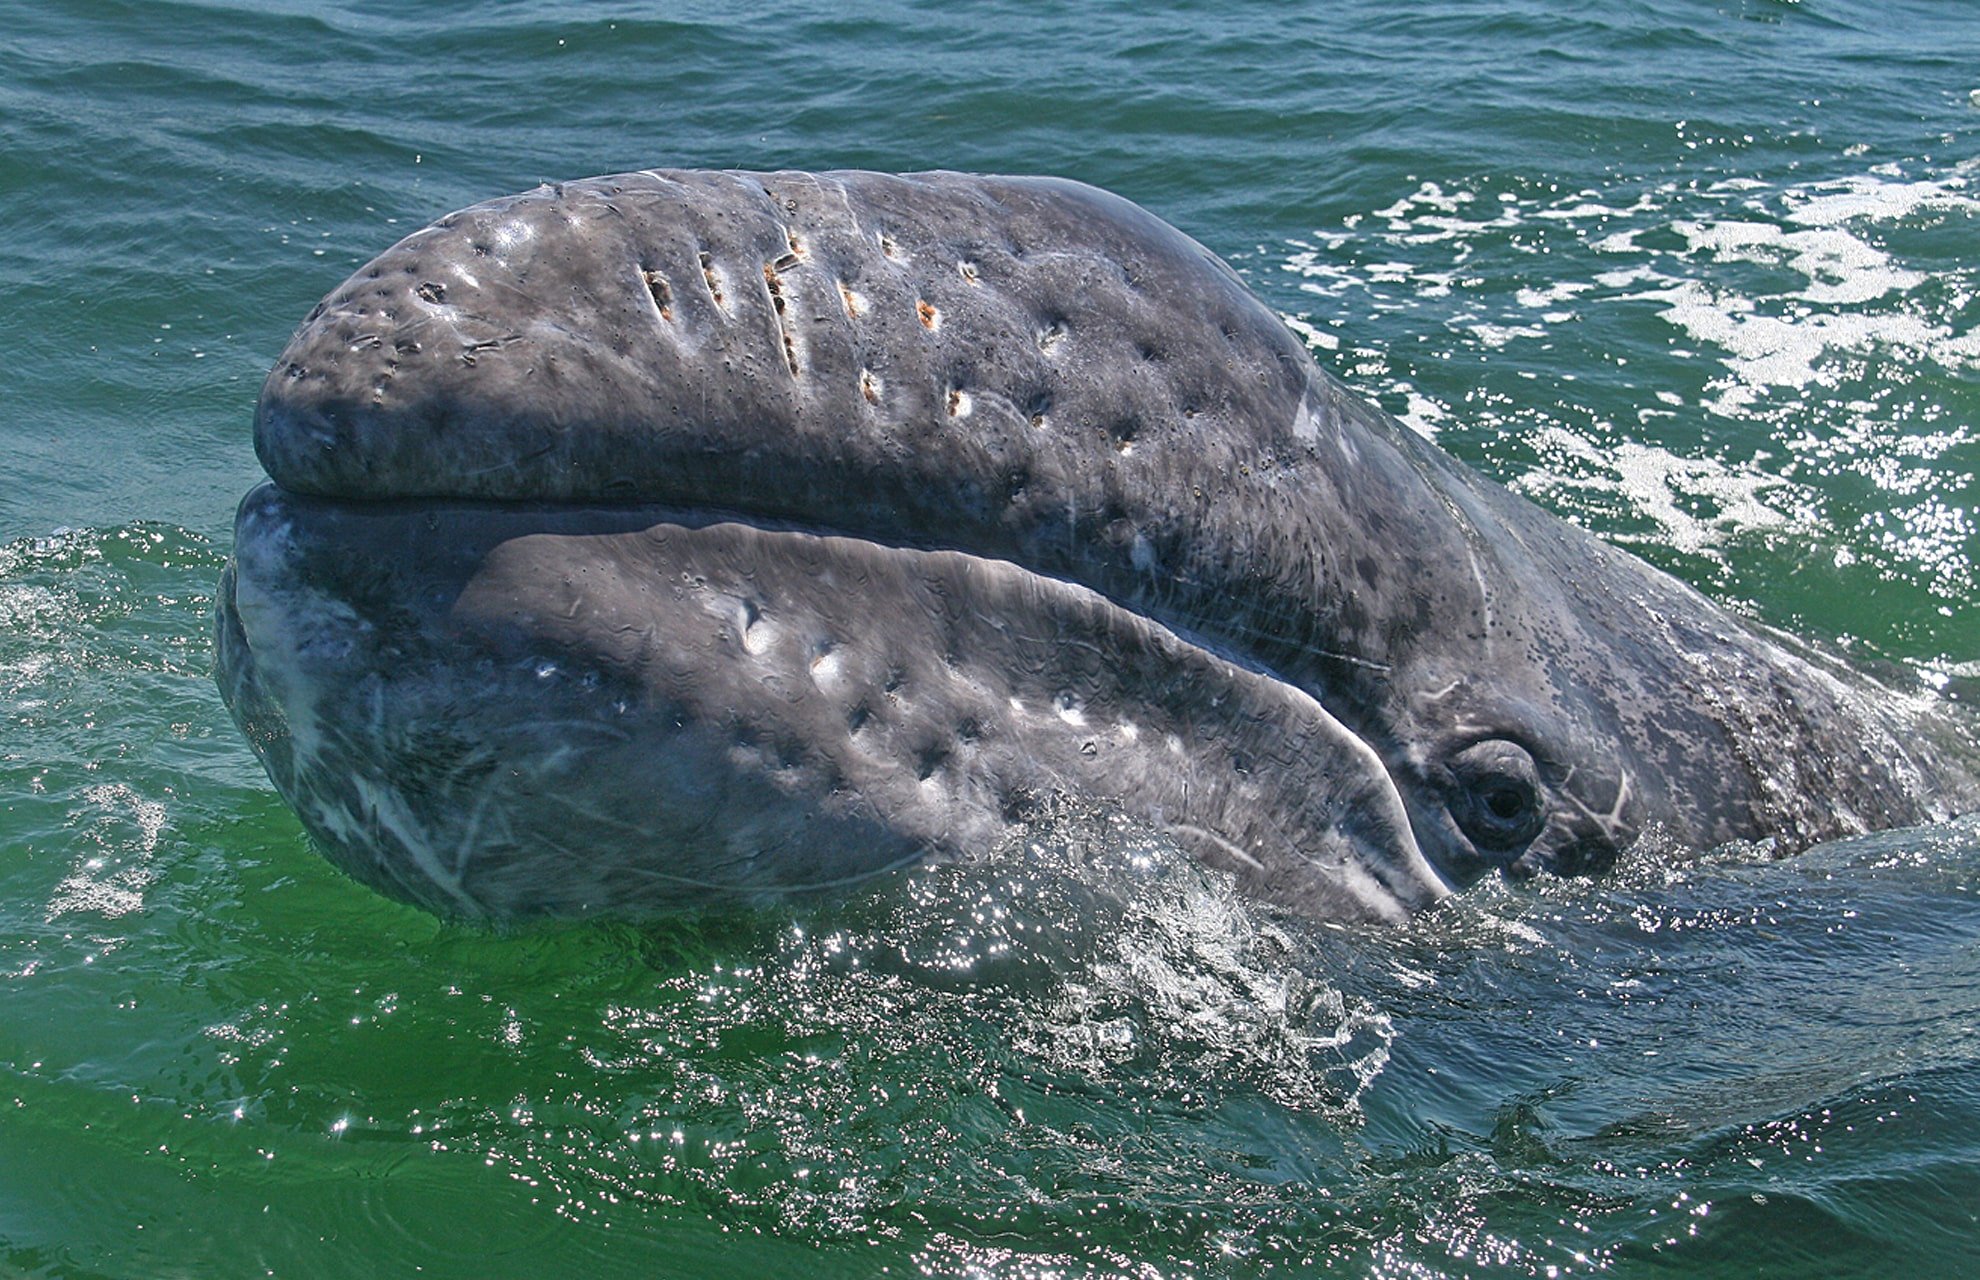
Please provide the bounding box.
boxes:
[241,475,1307,714]
[249,475,1338,746]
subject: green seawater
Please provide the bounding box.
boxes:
[4,1,1979,1275]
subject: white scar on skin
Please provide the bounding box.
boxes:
[1559,765,1637,844]
[1169,822,1266,872]
[350,776,480,915]
[1466,544,1495,644]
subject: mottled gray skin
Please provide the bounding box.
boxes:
[218,169,1980,923]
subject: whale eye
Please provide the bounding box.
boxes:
[1447,739,1545,853]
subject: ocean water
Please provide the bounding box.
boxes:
[3,0,1978,1275]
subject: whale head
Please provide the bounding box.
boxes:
[219,170,1980,922]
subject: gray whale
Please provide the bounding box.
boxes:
[216,170,1980,922]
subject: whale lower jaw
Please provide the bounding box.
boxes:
[216,483,1451,924]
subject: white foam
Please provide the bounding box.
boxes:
[1637,275,1980,416]
[1394,386,1447,440]
[1782,170,1980,229]
[1533,200,1629,221]
[45,783,166,920]
[1281,313,1340,351]
[1468,321,1547,349]
[1517,426,1814,557]
[1674,217,1925,305]
[1516,281,1593,309]
[1373,180,1474,220]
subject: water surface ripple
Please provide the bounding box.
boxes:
[2,1,1977,1275]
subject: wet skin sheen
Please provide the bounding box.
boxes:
[215,170,1980,923]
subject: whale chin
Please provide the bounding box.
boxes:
[216,482,1449,923]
